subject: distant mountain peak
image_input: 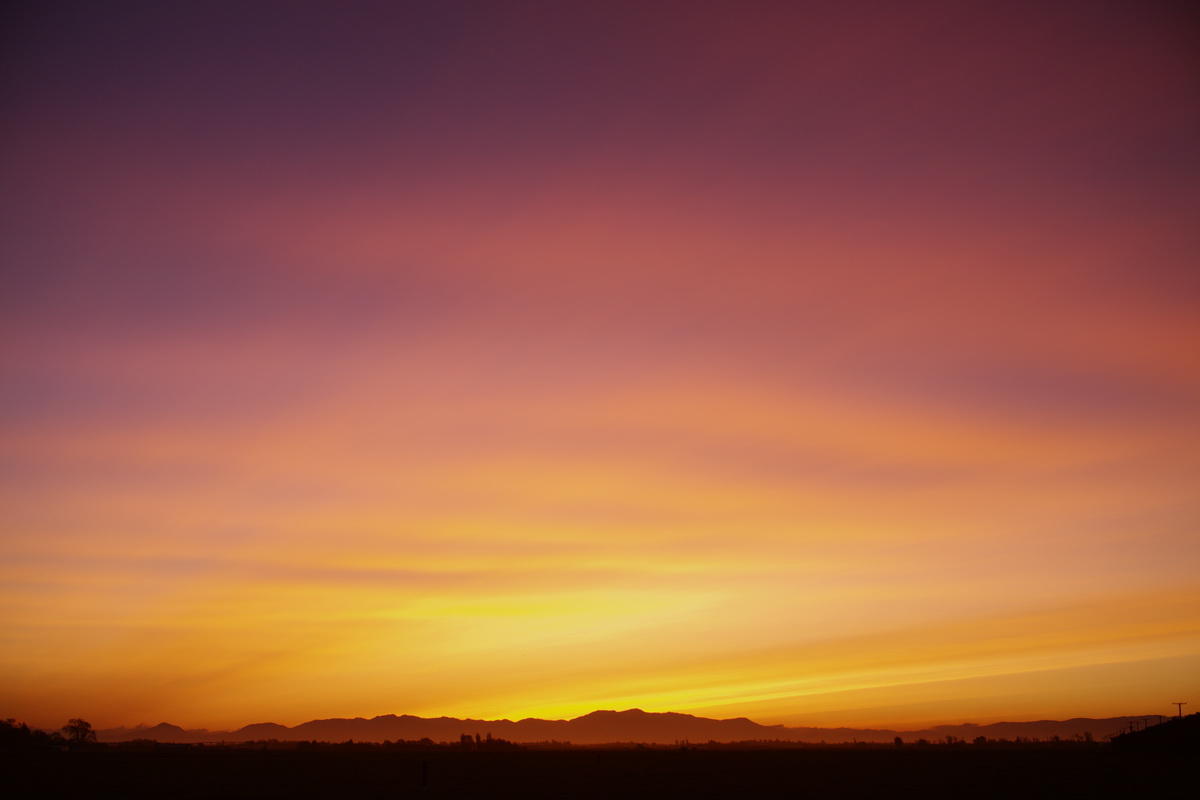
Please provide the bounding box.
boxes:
[577,708,693,719]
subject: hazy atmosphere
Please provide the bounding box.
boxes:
[2,1,1198,732]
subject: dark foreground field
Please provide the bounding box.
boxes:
[5,747,1184,799]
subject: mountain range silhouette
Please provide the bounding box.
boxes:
[96,709,1147,744]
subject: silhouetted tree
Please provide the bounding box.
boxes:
[62,718,96,745]
[1,718,32,750]
[893,736,903,747]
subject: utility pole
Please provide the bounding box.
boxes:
[1172,702,1186,719]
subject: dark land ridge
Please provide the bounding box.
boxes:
[6,714,1195,799]
[96,708,1160,745]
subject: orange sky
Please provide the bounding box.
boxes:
[2,1,1198,731]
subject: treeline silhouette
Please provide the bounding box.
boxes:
[2,717,1117,753]
[2,717,96,751]
[1,717,530,752]
[11,714,1195,753]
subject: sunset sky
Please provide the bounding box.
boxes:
[2,1,1198,733]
